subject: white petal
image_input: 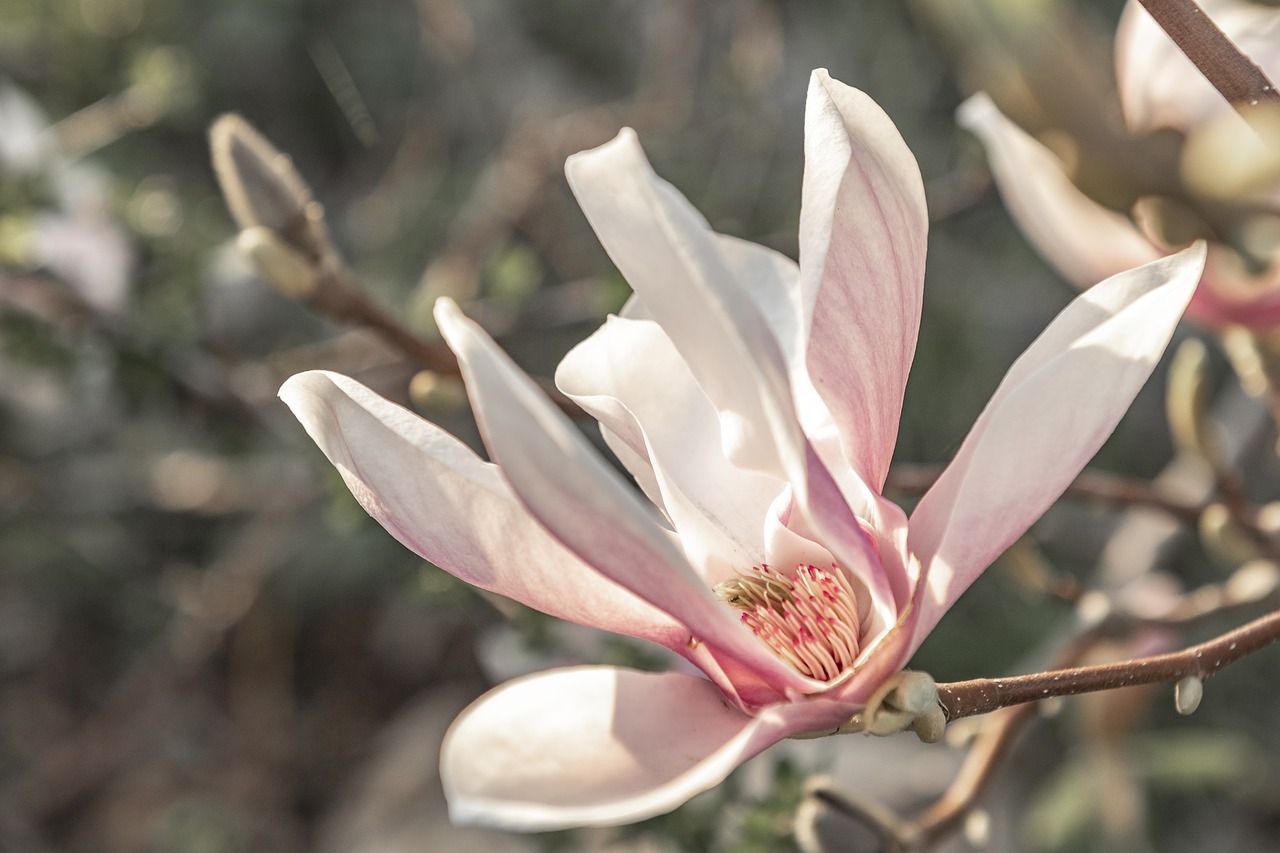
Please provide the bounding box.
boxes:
[565,128,803,480]
[442,667,840,830]
[906,244,1205,646]
[565,128,896,634]
[279,371,683,646]
[557,315,786,585]
[435,299,820,695]
[958,92,1161,288]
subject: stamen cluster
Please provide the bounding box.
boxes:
[715,564,862,681]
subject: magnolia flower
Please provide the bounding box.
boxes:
[959,0,1280,329]
[280,70,1204,831]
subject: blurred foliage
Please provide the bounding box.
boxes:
[1,1,1279,852]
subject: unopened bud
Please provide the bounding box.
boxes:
[886,670,938,717]
[238,227,317,298]
[210,114,323,256]
[866,707,915,737]
[857,670,942,739]
[1175,675,1203,715]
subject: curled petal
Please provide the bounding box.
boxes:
[279,371,682,647]
[907,244,1205,647]
[442,667,848,831]
[799,68,928,493]
[435,299,821,695]
[564,137,892,654]
[565,127,803,481]
[958,93,1160,288]
[557,315,784,585]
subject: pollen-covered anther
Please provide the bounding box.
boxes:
[715,564,862,681]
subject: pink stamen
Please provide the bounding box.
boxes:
[715,563,863,682]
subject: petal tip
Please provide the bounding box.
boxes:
[433,296,471,352]
[955,91,998,132]
[565,127,642,181]
[277,368,339,409]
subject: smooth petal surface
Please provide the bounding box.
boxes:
[958,93,1161,288]
[565,131,893,635]
[557,315,785,585]
[279,371,683,646]
[799,69,927,493]
[906,244,1205,647]
[442,667,846,830]
[565,128,804,481]
[1117,0,1280,135]
[435,299,821,696]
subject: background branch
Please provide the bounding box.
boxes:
[1138,0,1280,112]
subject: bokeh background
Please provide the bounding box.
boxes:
[2,0,1278,850]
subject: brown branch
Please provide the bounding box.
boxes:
[906,624,1119,846]
[889,462,1280,565]
[904,595,1277,846]
[1138,0,1280,113]
[911,703,1035,847]
[886,463,1204,525]
[296,257,580,414]
[306,262,460,377]
[936,608,1280,721]
[211,114,582,416]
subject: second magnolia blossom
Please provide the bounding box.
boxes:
[960,0,1280,329]
[281,69,1205,830]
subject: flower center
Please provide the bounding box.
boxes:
[715,564,861,682]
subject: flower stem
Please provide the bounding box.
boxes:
[936,607,1280,721]
[1137,0,1280,112]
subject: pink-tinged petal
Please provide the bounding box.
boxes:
[434,299,821,695]
[565,130,894,645]
[442,667,851,831]
[279,371,683,647]
[799,68,928,493]
[958,93,1161,288]
[906,244,1205,647]
[557,315,785,585]
[1117,0,1280,136]
[565,128,803,481]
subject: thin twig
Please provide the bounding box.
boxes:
[310,262,581,414]
[908,625,1114,846]
[910,703,1036,847]
[936,607,1280,721]
[886,463,1204,525]
[1138,0,1280,112]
